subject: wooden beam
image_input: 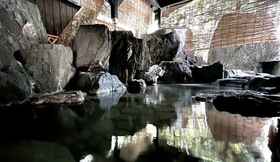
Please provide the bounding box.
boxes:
[58,0,104,46]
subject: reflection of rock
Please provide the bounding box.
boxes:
[75,71,126,95]
[127,79,147,94]
[207,109,267,144]
[23,44,75,93]
[191,62,223,83]
[0,61,33,104]
[120,132,152,162]
[0,141,75,162]
[96,89,126,110]
[159,61,192,83]
[73,25,111,69]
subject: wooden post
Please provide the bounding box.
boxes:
[59,0,104,46]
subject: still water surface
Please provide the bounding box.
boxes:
[0,84,277,162]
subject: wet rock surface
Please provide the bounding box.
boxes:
[73,25,111,69]
[23,44,75,93]
[75,71,127,95]
[0,61,33,104]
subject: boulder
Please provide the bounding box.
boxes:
[0,0,47,69]
[208,13,280,71]
[144,65,165,85]
[127,79,147,94]
[75,71,126,95]
[109,31,150,83]
[257,61,280,76]
[144,29,180,65]
[191,62,223,83]
[73,25,111,69]
[0,61,33,104]
[212,90,280,117]
[247,76,280,94]
[159,61,192,83]
[23,44,75,93]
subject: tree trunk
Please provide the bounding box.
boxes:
[59,0,104,46]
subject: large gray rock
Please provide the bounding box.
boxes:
[144,29,180,65]
[23,44,75,93]
[76,71,127,95]
[0,61,33,104]
[73,25,111,69]
[0,0,47,68]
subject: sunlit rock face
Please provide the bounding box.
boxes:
[23,44,75,93]
[73,25,111,69]
[208,12,280,71]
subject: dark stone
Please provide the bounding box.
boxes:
[218,78,248,88]
[75,71,126,95]
[144,65,165,85]
[23,44,75,93]
[73,25,111,69]
[0,61,33,104]
[109,31,150,83]
[247,76,280,94]
[159,61,192,83]
[127,79,147,93]
[257,61,280,76]
[191,62,223,83]
[212,90,280,117]
[144,29,180,65]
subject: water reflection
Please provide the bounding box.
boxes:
[0,84,278,162]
